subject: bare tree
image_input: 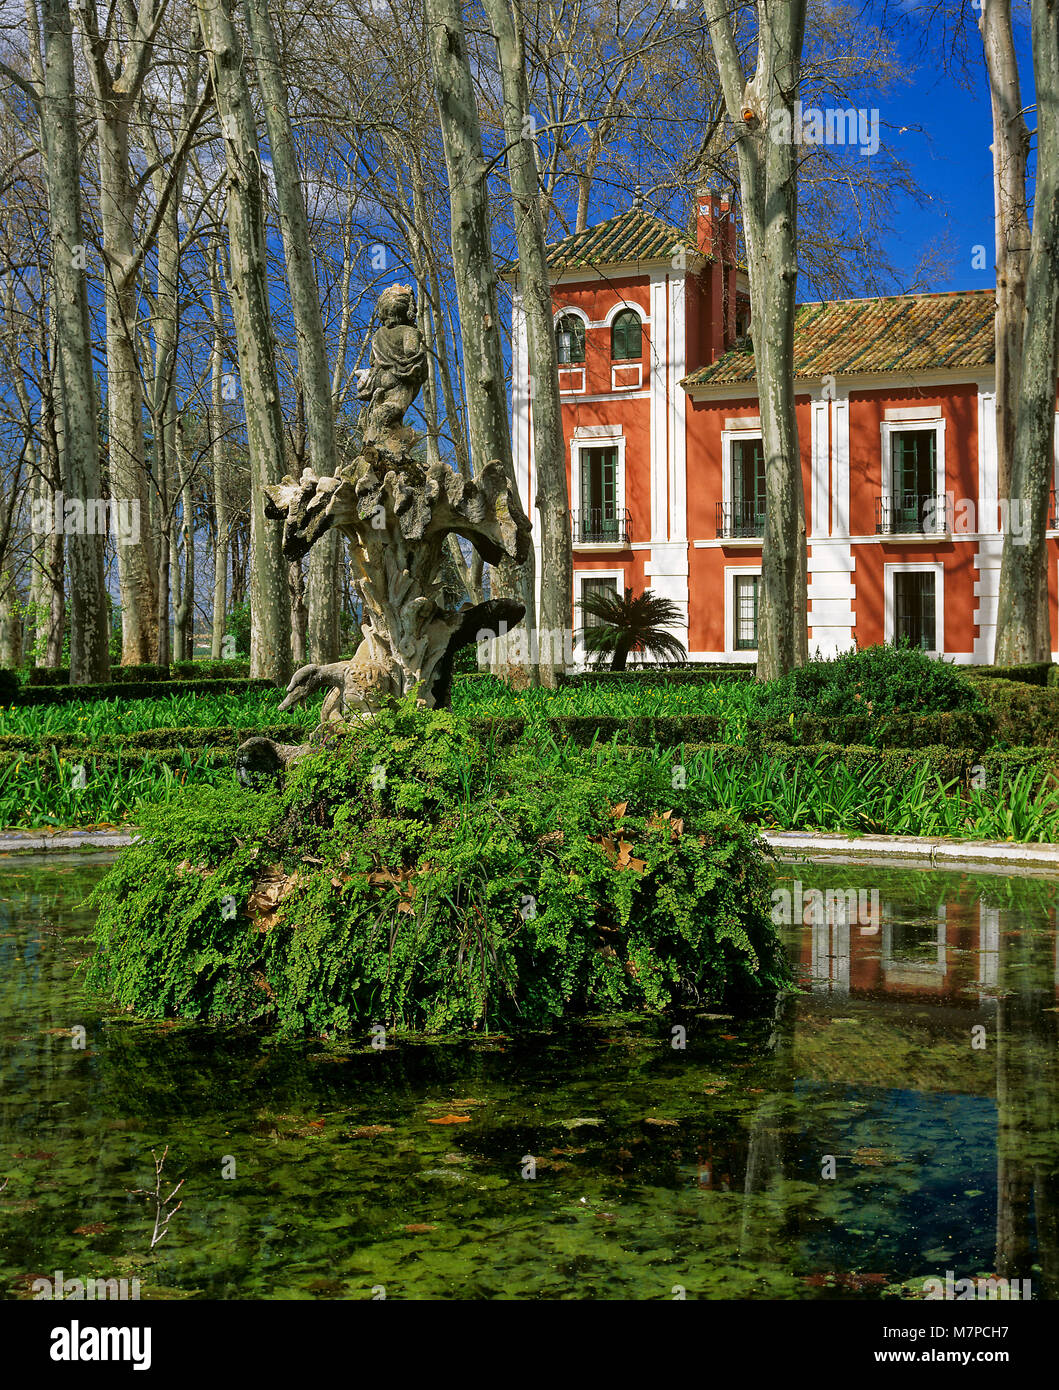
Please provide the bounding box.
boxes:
[704,0,808,679]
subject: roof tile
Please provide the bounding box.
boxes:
[682,290,996,387]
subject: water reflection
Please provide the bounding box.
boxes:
[0,856,1055,1299]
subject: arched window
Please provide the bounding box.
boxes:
[611,309,642,361]
[556,313,585,364]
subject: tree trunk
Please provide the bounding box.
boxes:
[704,0,808,680]
[197,0,291,685]
[82,17,159,664]
[242,0,340,666]
[173,423,195,661]
[981,0,1032,507]
[40,0,109,684]
[483,0,572,687]
[208,248,230,660]
[0,570,22,667]
[425,0,536,682]
[288,559,308,666]
[995,0,1059,664]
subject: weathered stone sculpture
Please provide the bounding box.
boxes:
[249,283,530,754]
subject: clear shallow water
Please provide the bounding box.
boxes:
[0,854,1056,1300]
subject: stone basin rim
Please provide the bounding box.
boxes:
[3,826,1059,878]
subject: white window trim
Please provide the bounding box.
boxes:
[611,362,643,391]
[884,561,944,656]
[880,419,947,531]
[602,300,648,329]
[725,564,761,657]
[554,306,588,380]
[571,432,626,546]
[575,568,624,664]
[720,426,764,536]
[558,365,586,395]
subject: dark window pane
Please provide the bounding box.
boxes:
[734,575,759,650]
[556,314,585,364]
[582,577,618,627]
[894,571,936,650]
[731,437,766,535]
[891,429,936,532]
[611,309,642,361]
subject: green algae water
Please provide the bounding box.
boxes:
[1,854,1057,1300]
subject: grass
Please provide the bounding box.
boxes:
[0,688,320,739]
[452,672,765,738]
[0,671,1055,842]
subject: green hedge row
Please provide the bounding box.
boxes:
[558,666,756,687]
[15,678,277,707]
[969,662,1054,686]
[976,679,1059,746]
[466,714,724,747]
[748,709,998,750]
[0,724,309,755]
[671,740,1059,790]
[22,660,253,687]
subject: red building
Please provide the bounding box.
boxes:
[510,191,1057,664]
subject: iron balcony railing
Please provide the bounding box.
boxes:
[716,500,766,540]
[570,507,631,545]
[875,493,948,536]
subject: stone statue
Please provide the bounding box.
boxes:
[355,284,429,454]
[238,283,532,773]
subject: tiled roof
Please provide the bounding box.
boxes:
[681,289,996,387]
[546,207,698,271]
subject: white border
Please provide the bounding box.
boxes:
[879,418,947,535]
[883,560,944,655]
[570,430,626,548]
[725,563,761,657]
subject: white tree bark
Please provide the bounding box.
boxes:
[425,0,537,681]
[241,0,341,664]
[483,0,572,687]
[704,0,808,679]
[995,0,1059,664]
[39,0,110,683]
[196,0,291,684]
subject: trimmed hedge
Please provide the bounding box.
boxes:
[466,714,723,747]
[970,662,1053,686]
[672,740,1059,791]
[976,678,1059,747]
[559,667,755,687]
[0,723,309,756]
[25,660,252,687]
[17,678,277,707]
[748,709,997,750]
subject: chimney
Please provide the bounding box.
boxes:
[696,184,738,358]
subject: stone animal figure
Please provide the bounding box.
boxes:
[278,636,401,724]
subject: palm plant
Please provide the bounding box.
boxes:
[576,586,688,671]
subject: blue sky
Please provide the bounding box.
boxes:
[884,9,1035,292]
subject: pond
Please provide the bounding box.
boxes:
[0,854,1056,1301]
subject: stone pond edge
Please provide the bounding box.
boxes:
[3,826,1059,877]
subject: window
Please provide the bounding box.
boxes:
[556,314,585,364]
[611,309,642,361]
[581,576,618,628]
[733,574,759,650]
[893,570,936,650]
[890,429,936,532]
[578,445,620,542]
[731,436,766,536]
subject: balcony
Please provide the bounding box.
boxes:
[716,500,766,541]
[570,508,630,546]
[875,494,948,537]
